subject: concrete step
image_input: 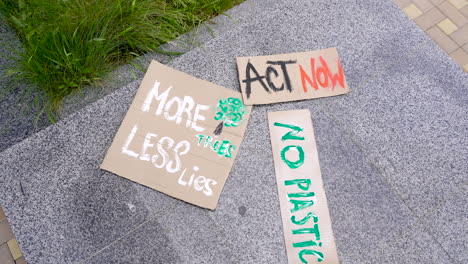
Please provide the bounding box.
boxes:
[1,0,467,263]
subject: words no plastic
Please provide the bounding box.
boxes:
[101,60,251,210]
[237,48,349,105]
[268,109,339,264]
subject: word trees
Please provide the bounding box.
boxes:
[101,60,251,210]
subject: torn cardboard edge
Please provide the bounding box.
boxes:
[101,60,251,210]
[237,47,349,105]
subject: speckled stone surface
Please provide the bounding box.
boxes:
[0,0,466,263]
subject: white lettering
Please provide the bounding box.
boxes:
[122,125,139,158]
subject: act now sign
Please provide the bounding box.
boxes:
[236,48,349,105]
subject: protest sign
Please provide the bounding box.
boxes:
[268,109,339,264]
[101,60,251,210]
[237,48,349,105]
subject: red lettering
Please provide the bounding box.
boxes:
[299,56,346,92]
[316,58,329,88]
[319,56,345,90]
[299,58,318,92]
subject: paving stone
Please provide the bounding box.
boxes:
[461,4,468,16]
[404,4,424,18]
[450,23,468,45]
[0,243,15,264]
[437,0,468,27]
[7,238,22,260]
[411,0,435,12]
[448,0,467,9]
[0,219,14,245]
[0,207,5,221]
[414,7,446,30]
[427,26,459,53]
[450,48,468,65]
[395,0,412,8]
[438,17,459,34]
[14,257,26,264]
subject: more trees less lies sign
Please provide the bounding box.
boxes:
[101,61,251,209]
[237,48,349,105]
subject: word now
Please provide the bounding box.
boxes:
[242,57,345,98]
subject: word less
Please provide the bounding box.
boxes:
[101,61,251,209]
[237,48,349,105]
[268,110,339,264]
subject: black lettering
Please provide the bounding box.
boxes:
[265,66,284,91]
[242,61,270,98]
[266,60,296,92]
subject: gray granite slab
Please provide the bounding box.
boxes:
[1,0,467,263]
[367,221,456,264]
[78,109,419,264]
[416,179,467,263]
[326,37,468,218]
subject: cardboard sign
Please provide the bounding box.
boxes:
[267,109,339,264]
[237,48,349,105]
[101,60,251,210]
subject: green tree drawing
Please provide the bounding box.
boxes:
[213,97,247,135]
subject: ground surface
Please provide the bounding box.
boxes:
[396,0,468,71]
[0,0,467,263]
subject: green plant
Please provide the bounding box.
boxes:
[0,0,243,122]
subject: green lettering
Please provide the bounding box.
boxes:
[292,224,321,240]
[225,145,236,158]
[280,145,304,169]
[211,140,220,151]
[284,179,311,191]
[204,136,213,147]
[288,192,315,198]
[291,212,318,225]
[298,249,324,263]
[196,134,205,145]
[289,199,314,213]
[217,140,230,156]
[273,122,305,141]
[293,240,318,247]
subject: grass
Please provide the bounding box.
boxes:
[0,0,242,122]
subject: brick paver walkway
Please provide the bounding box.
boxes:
[395,0,468,72]
[0,207,25,264]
